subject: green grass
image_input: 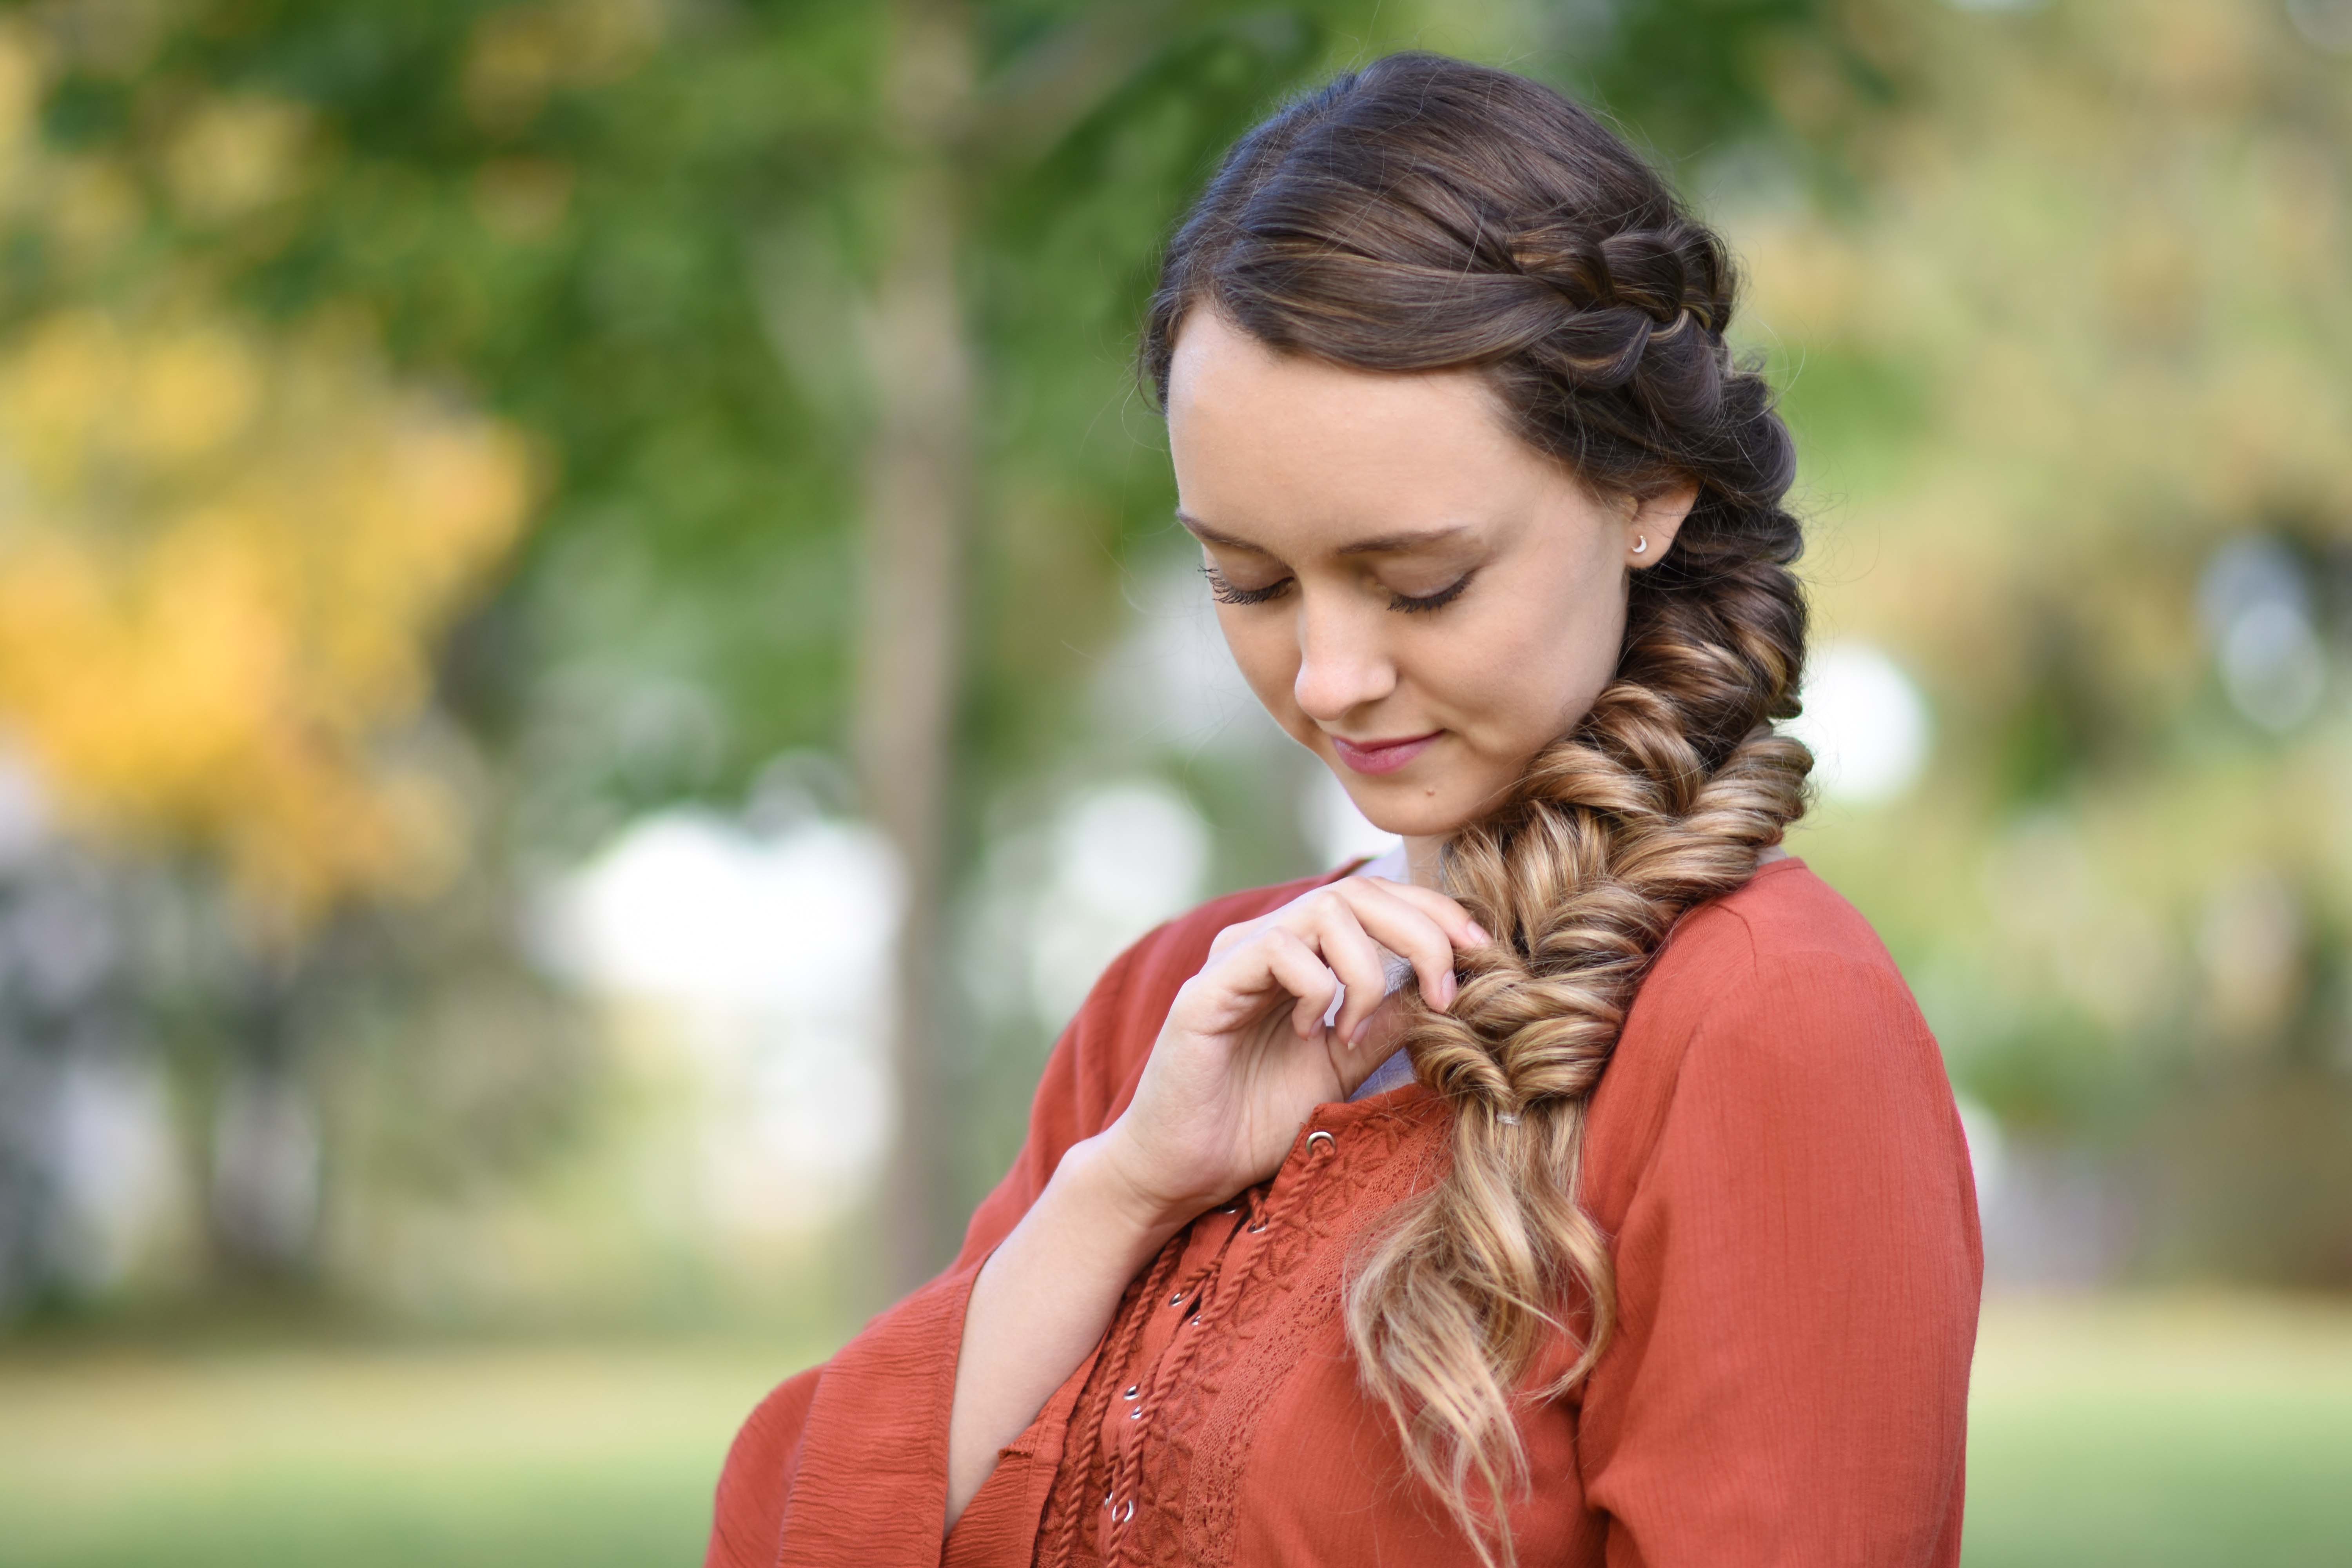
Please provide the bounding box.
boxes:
[1961,1296,2352,1568]
[0,1339,818,1568]
[1,1296,2347,1566]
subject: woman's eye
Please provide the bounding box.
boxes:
[1202,564,1291,606]
[1388,573,1473,614]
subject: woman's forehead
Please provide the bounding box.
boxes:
[1167,315,1558,550]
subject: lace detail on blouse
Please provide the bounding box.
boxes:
[1035,1093,1445,1568]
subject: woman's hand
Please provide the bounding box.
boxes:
[1092,876,1488,1227]
[947,875,1485,1525]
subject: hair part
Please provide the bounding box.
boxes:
[1142,53,1813,1566]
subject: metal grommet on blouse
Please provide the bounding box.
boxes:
[1129,1405,1144,1420]
[1306,1129,1336,1156]
[1116,1499,1136,1523]
[1246,1216,1270,1234]
[1169,1290,1184,1307]
[1122,1384,1139,1400]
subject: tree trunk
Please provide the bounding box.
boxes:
[856,0,976,1294]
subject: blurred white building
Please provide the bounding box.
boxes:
[539,807,900,1238]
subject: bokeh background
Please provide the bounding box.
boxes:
[0,0,2348,1563]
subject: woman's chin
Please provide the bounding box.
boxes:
[1341,781,1482,842]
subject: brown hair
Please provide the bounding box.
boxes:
[1142,53,1812,1565]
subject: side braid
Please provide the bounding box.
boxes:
[1346,578,1809,1565]
[1141,53,1815,1568]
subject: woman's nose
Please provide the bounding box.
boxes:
[1292,597,1396,722]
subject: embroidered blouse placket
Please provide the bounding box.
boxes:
[1063,1091,1437,1568]
[1073,843,1427,1565]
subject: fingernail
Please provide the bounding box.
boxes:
[1349,1018,1370,1047]
[1465,922,1491,946]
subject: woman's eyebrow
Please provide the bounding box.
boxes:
[1175,511,1469,556]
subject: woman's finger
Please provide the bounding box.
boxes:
[1254,927,1342,1040]
[1294,895,1401,1046]
[1318,878,1469,1012]
[1351,875,1490,951]
[1332,878,1461,1008]
[1328,987,1414,1086]
[1207,913,1267,958]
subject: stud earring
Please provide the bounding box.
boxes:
[1631,534,1649,556]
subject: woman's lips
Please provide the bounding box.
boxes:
[1330,730,1443,776]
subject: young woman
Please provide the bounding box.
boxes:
[709,53,1980,1568]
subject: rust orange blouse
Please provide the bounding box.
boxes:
[707,857,1982,1568]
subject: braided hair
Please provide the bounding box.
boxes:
[1140,54,1812,1566]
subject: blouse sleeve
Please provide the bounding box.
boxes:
[1574,947,1983,1568]
[704,935,1160,1568]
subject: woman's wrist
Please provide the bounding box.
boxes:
[1052,1130,1201,1261]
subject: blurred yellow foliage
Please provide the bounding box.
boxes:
[463,0,666,135]
[0,308,534,930]
[1743,0,2352,620]
[165,94,312,223]
[0,19,541,934]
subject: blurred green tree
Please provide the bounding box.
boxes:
[1745,0,2352,1283]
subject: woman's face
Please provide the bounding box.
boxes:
[1165,309,1694,842]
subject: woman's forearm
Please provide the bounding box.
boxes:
[945,1132,1187,1530]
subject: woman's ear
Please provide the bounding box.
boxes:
[1626,481,1700,568]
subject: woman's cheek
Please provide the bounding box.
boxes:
[1226,619,1308,724]
[1430,624,1533,737]
[1469,630,1594,756]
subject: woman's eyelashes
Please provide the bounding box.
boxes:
[1201,563,1475,614]
[1388,571,1474,614]
[1202,563,1290,606]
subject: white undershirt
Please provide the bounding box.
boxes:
[1338,843,1419,1102]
